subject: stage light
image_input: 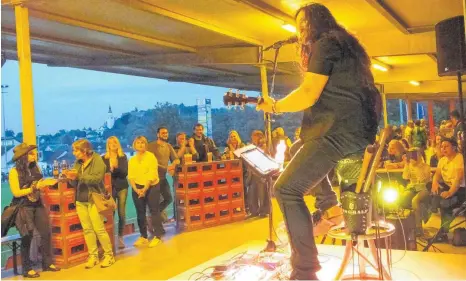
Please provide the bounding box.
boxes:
[372,63,388,72]
[383,187,398,204]
[282,23,297,33]
[409,80,421,86]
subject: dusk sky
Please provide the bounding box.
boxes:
[1,61,258,135]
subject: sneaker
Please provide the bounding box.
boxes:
[133,237,149,247]
[118,236,125,249]
[43,264,61,272]
[23,270,40,278]
[149,237,162,248]
[85,255,99,269]
[100,255,115,268]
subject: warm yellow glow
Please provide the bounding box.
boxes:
[282,23,297,33]
[372,63,388,72]
[409,80,421,86]
[383,187,398,203]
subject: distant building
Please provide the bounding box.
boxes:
[1,136,19,147]
[105,105,116,129]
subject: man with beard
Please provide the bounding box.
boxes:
[148,127,179,224]
[189,123,220,162]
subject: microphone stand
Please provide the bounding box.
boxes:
[261,43,283,253]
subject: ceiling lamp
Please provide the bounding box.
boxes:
[409,81,421,86]
[282,23,297,33]
[372,63,388,72]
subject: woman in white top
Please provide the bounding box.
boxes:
[128,136,162,248]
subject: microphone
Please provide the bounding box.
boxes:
[264,36,298,51]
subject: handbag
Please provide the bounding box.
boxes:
[1,204,20,237]
[90,191,116,214]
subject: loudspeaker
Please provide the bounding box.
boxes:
[373,211,417,251]
[435,16,466,76]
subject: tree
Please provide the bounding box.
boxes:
[15,132,23,143]
[5,129,14,137]
[61,134,73,145]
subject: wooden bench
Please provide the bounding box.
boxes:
[1,234,21,275]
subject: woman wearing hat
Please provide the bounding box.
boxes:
[8,143,60,278]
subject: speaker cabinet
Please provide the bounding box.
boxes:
[435,16,466,76]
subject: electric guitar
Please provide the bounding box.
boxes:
[223,89,262,108]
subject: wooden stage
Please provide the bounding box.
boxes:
[170,241,466,280]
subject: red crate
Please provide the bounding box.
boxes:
[175,176,202,194]
[50,212,83,237]
[43,191,76,215]
[215,161,230,174]
[230,185,244,201]
[52,233,87,265]
[231,199,246,221]
[229,160,242,173]
[104,173,112,188]
[101,211,114,226]
[201,176,216,192]
[44,181,74,194]
[215,174,229,189]
[217,187,230,203]
[177,206,203,231]
[176,163,202,178]
[203,205,218,226]
[202,188,217,207]
[176,192,202,208]
[218,202,231,224]
[229,173,243,187]
[200,163,216,177]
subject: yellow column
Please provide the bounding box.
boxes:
[15,4,36,145]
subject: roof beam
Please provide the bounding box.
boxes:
[364,0,409,34]
[114,0,262,46]
[235,0,294,24]
[2,28,143,57]
[47,47,260,67]
[27,8,196,52]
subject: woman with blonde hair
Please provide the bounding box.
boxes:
[64,139,115,268]
[128,136,162,248]
[102,136,128,249]
[384,139,407,169]
[222,130,245,159]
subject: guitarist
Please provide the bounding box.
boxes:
[256,3,381,280]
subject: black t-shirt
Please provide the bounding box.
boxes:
[300,35,380,143]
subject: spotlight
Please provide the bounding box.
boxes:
[281,23,297,33]
[383,187,399,204]
[372,63,388,72]
[409,80,421,86]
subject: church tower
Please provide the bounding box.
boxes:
[106,105,115,129]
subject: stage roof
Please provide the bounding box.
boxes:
[1,0,464,100]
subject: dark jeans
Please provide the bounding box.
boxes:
[132,184,164,238]
[159,178,173,213]
[274,135,367,279]
[20,206,53,272]
[113,188,128,237]
[427,183,466,232]
[247,174,270,216]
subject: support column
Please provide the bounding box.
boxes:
[450,99,456,112]
[15,4,36,145]
[399,99,405,124]
[428,101,435,140]
[382,93,388,127]
[406,100,412,121]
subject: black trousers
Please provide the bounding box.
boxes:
[159,178,173,213]
[247,173,270,216]
[132,184,164,238]
[19,206,53,272]
[113,188,128,237]
[274,135,366,279]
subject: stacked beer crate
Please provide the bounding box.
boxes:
[41,174,114,268]
[175,160,246,231]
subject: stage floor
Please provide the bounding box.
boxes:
[170,241,466,280]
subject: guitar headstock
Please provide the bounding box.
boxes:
[223,89,260,110]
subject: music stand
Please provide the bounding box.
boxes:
[234,145,281,252]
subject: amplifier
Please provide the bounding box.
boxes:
[373,210,417,251]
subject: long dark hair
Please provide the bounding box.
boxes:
[15,154,42,188]
[295,3,374,87]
